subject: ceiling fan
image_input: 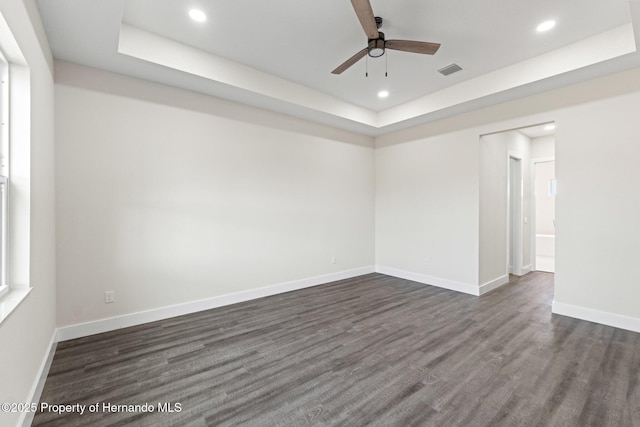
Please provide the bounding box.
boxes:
[332,0,441,74]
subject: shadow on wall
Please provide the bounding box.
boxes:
[54,61,374,148]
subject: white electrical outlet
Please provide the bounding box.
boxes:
[331,256,336,264]
[105,290,115,304]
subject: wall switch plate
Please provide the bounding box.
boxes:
[331,256,336,264]
[105,290,115,304]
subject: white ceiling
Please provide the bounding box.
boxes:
[36,0,640,136]
[518,123,556,139]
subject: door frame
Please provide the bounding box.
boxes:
[507,153,523,276]
[530,156,555,272]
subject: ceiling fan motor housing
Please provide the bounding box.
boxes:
[368,31,385,57]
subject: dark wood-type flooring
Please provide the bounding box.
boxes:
[33,272,640,426]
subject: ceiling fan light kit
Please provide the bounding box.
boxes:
[368,33,385,57]
[332,0,441,75]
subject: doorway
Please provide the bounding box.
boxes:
[479,122,556,290]
[532,159,556,272]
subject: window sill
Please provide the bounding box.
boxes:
[0,287,32,324]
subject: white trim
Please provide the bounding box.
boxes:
[531,156,555,163]
[57,266,375,341]
[552,301,640,334]
[479,274,510,295]
[0,286,31,324]
[19,329,58,427]
[0,176,8,291]
[375,266,479,296]
[508,264,531,277]
[507,153,524,276]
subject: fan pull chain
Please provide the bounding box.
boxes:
[385,52,388,77]
[365,55,369,77]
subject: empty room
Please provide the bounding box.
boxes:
[1,0,639,426]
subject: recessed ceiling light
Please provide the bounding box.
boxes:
[536,20,556,32]
[544,124,556,131]
[189,9,207,23]
[378,90,389,98]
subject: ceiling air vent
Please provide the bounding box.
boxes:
[437,63,462,76]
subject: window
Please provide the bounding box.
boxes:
[0,49,7,299]
[0,177,6,298]
[0,11,32,323]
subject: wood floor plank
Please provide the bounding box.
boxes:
[32,272,640,426]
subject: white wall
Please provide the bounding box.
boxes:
[375,130,480,294]
[534,161,556,236]
[554,91,640,323]
[376,66,640,330]
[479,130,531,286]
[531,135,555,159]
[55,62,375,328]
[479,132,508,285]
[531,135,556,237]
[507,131,532,272]
[0,1,56,426]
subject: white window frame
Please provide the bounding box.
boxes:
[0,11,31,323]
[0,48,8,299]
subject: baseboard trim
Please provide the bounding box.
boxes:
[522,264,532,274]
[375,266,478,296]
[57,266,375,341]
[479,274,510,295]
[552,301,640,333]
[19,329,58,427]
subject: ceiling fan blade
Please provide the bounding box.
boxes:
[351,0,379,39]
[386,40,441,55]
[332,48,368,74]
